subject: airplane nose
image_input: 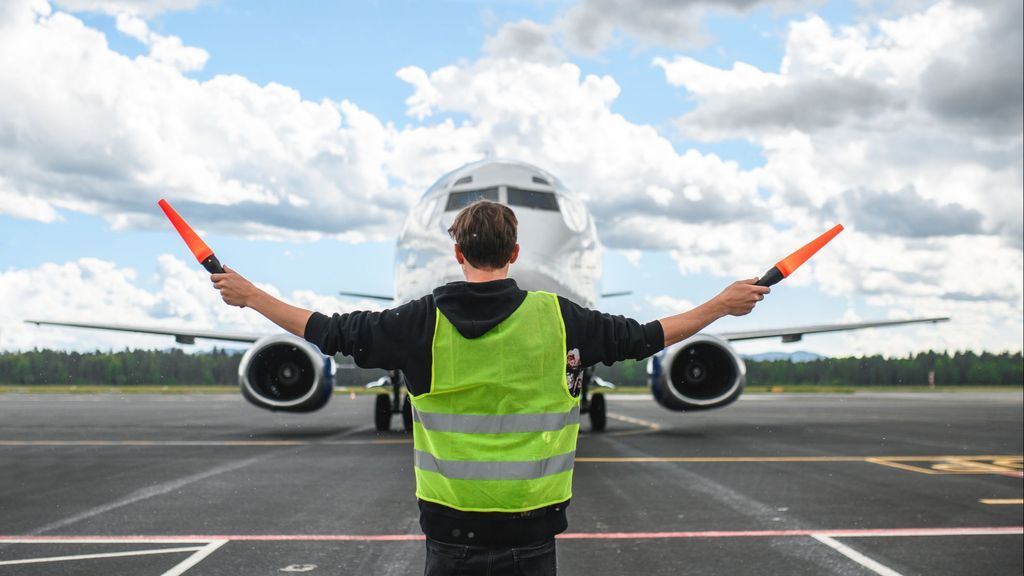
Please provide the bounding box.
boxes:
[515,211,573,261]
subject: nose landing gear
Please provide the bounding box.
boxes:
[373,370,413,432]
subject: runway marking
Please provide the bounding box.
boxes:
[0,438,413,447]
[0,545,206,566]
[812,535,905,576]
[576,454,1024,476]
[866,456,1024,477]
[980,499,1024,505]
[2,526,1020,543]
[0,539,228,575]
[160,540,228,576]
[602,413,661,437]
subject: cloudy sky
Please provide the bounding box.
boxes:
[0,0,1021,358]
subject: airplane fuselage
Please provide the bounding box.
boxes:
[394,159,602,307]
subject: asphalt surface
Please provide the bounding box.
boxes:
[0,391,1021,575]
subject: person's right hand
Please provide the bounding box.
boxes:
[713,278,770,317]
[211,265,260,308]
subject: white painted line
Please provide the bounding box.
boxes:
[812,535,905,576]
[826,527,1024,538]
[23,455,271,537]
[0,546,205,566]
[161,539,228,576]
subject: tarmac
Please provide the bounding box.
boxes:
[0,390,1021,575]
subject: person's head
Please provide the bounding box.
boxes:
[447,200,519,271]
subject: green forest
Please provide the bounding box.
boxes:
[0,348,1020,387]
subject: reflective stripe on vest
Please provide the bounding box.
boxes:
[412,405,580,434]
[410,290,578,513]
[414,449,576,481]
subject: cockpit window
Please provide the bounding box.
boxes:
[445,188,499,211]
[508,187,559,212]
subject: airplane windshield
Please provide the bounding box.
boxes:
[507,188,559,212]
[445,188,499,211]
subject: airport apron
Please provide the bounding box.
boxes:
[410,291,580,513]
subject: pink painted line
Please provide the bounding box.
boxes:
[557,526,1024,540]
[1,526,1020,543]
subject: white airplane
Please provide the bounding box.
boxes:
[27,159,948,432]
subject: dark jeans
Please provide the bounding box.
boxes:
[424,536,557,576]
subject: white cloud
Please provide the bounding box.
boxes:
[621,250,643,267]
[396,58,764,239]
[0,4,430,243]
[1,255,366,351]
[647,295,697,313]
[650,0,1022,347]
[115,13,208,72]
[54,0,205,16]
[0,0,1019,356]
[557,0,822,54]
[0,177,61,222]
[483,19,564,64]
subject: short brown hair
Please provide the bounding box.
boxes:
[447,200,518,269]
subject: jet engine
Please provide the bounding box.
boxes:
[239,334,334,412]
[648,334,746,411]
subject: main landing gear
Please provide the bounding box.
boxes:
[370,369,611,433]
[580,368,609,432]
[373,370,412,432]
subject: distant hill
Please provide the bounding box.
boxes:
[743,351,827,363]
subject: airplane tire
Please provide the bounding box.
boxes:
[374,393,392,432]
[589,393,606,432]
[402,395,413,432]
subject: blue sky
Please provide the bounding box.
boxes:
[1,0,1021,356]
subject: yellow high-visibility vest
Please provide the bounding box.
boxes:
[410,291,580,512]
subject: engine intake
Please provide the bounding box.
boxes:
[239,334,334,413]
[648,333,746,411]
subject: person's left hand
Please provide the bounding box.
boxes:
[211,265,259,308]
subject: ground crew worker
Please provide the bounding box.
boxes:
[212,200,769,575]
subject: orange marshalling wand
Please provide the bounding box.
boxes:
[755,224,844,287]
[158,199,225,274]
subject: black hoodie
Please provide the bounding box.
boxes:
[304,278,664,545]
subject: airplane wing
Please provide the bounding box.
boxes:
[24,320,264,345]
[338,291,393,302]
[717,317,950,343]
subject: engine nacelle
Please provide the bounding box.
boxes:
[647,333,746,411]
[238,334,334,413]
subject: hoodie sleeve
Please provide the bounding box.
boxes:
[303,295,436,372]
[558,296,664,368]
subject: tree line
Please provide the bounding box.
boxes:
[595,350,1023,387]
[0,348,1020,387]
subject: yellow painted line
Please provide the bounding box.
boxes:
[577,456,870,463]
[0,440,305,446]
[0,439,412,447]
[577,455,1022,464]
[980,499,1024,505]
[575,455,1024,477]
[867,458,943,475]
[601,413,661,437]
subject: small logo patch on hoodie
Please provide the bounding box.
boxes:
[566,348,583,397]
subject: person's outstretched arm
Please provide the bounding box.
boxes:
[211,266,312,337]
[659,278,770,347]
